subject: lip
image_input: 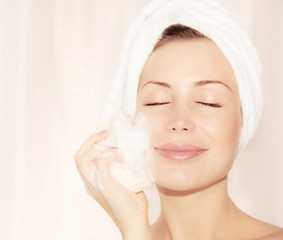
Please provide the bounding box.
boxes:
[154,143,208,161]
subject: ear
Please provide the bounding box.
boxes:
[240,106,243,127]
[238,106,243,145]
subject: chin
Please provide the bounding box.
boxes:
[152,156,233,195]
[155,173,212,194]
[155,171,229,196]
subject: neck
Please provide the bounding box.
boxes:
[151,176,241,240]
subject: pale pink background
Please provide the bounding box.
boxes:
[1,0,282,239]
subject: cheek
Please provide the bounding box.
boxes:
[135,108,167,137]
[199,106,242,157]
[148,113,166,134]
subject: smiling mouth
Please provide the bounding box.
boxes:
[154,143,208,161]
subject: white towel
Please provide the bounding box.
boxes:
[99,0,263,158]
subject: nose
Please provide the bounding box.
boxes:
[165,105,195,133]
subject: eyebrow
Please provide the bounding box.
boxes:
[194,80,232,92]
[140,81,171,90]
[140,80,233,92]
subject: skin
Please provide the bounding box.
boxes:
[75,38,283,240]
[135,39,283,239]
[75,130,151,240]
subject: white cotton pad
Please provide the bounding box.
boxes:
[97,111,155,193]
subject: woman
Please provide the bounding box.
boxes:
[75,0,283,239]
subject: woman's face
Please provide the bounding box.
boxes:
[135,39,242,192]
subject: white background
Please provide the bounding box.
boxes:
[1,0,282,239]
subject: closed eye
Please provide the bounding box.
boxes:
[196,102,222,108]
[144,102,170,106]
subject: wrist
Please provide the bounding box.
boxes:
[122,222,151,240]
[123,230,151,240]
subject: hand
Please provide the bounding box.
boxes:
[74,130,151,239]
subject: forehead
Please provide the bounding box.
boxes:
[138,39,238,94]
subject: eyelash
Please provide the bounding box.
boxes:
[195,101,222,108]
[144,102,222,108]
[144,102,170,106]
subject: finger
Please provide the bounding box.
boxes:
[95,150,123,174]
[95,151,128,197]
[94,153,149,222]
[77,164,117,221]
[76,143,121,189]
[81,151,123,222]
[75,130,110,158]
[75,151,114,209]
[76,144,119,179]
[74,136,124,225]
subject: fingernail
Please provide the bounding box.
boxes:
[109,146,118,149]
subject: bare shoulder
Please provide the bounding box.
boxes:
[258,228,283,240]
[258,230,283,240]
[250,219,283,240]
[238,212,283,240]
